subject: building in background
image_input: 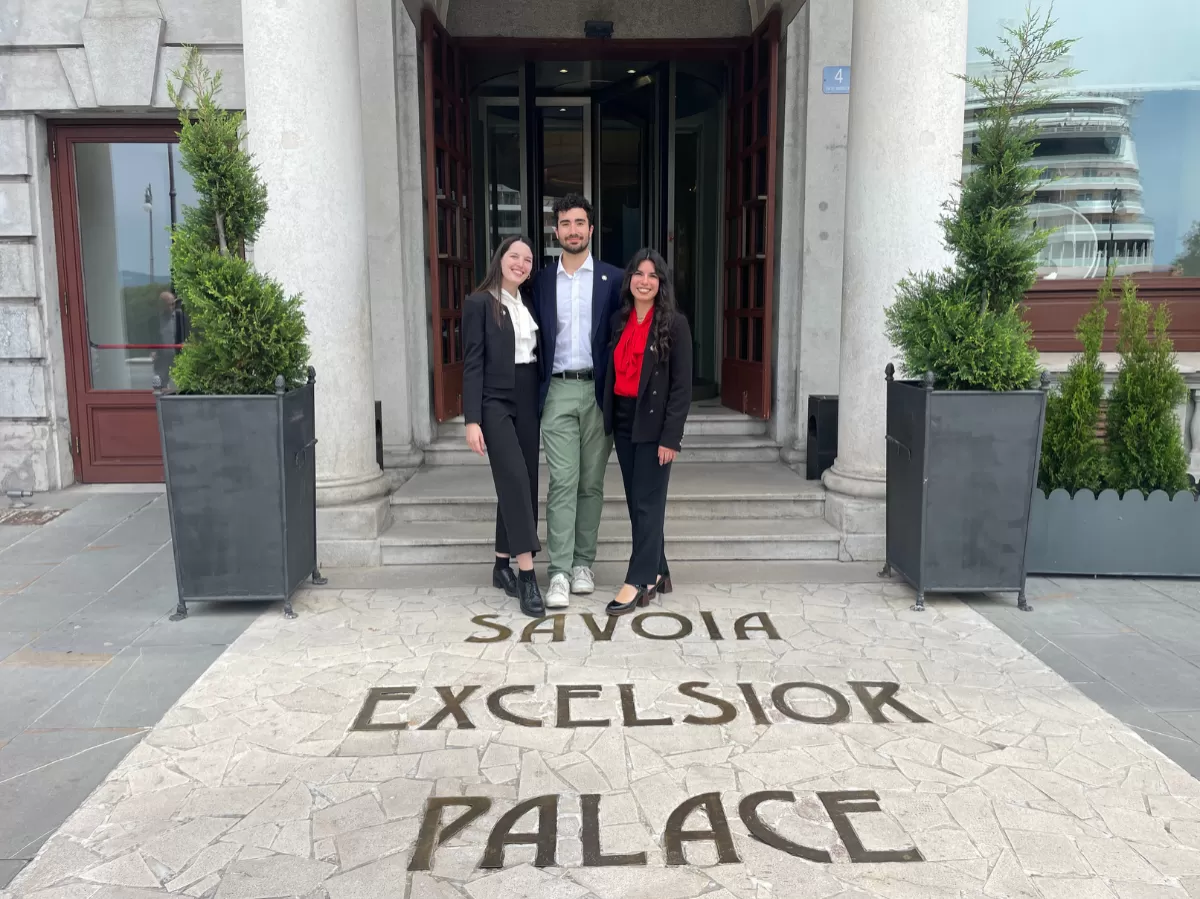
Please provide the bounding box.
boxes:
[970,91,1158,279]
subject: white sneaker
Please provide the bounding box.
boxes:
[545,573,570,609]
[571,566,595,595]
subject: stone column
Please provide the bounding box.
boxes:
[241,0,386,506]
[821,0,968,560]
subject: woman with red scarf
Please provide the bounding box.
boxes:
[601,248,693,615]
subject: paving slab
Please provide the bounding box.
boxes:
[8,582,1200,898]
[0,488,265,888]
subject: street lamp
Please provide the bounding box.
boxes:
[143,184,154,282]
[1107,187,1123,272]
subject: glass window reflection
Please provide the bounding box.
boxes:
[74,141,197,390]
[967,0,1200,280]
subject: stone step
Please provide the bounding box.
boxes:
[390,462,826,522]
[423,434,781,466]
[436,409,768,439]
[379,517,841,565]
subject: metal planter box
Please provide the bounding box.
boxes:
[156,369,324,620]
[882,370,1047,611]
[1028,488,1200,578]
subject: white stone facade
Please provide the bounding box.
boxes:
[2,0,1198,550]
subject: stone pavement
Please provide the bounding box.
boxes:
[8,579,1200,898]
[969,576,1200,780]
[0,488,265,888]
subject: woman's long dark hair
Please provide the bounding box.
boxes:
[612,247,677,357]
[474,235,535,323]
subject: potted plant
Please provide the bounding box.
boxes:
[1028,274,1200,577]
[879,7,1077,612]
[155,47,325,621]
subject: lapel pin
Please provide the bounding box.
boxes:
[602,275,608,281]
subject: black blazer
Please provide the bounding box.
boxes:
[530,259,624,411]
[602,309,693,451]
[461,289,543,425]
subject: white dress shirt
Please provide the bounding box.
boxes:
[552,253,594,374]
[500,288,539,365]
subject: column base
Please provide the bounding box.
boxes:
[821,464,886,562]
[314,470,411,568]
[382,444,425,470]
[316,468,392,507]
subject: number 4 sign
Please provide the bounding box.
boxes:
[823,66,850,94]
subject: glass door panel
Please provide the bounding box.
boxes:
[596,74,655,269]
[481,103,523,261]
[673,67,724,395]
[73,142,195,392]
[538,102,589,268]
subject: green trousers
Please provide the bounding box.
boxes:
[541,378,612,579]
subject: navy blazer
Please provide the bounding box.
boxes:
[531,257,624,410]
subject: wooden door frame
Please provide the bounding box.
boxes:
[423,9,476,421]
[48,118,182,483]
[719,9,780,418]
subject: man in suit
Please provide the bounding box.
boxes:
[532,194,623,608]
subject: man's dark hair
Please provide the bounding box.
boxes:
[552,193,593,228]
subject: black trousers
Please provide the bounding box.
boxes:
[482,363,541,557]
[613,396,670,586]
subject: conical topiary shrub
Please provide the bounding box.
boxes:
[1038,268,1109,494]
[885,7,1078,390]
[166,46,310,396]
[1105,277,1191,497]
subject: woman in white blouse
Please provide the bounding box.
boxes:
[462,236,546,617]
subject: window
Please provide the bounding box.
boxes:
[73,141,197,390]
[967,1,1200,280]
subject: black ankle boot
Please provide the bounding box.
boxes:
[492,563,518,598]
[517,571,544,618]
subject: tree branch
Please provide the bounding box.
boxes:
[215,211,229,256]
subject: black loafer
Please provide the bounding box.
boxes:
[493,566,519,598]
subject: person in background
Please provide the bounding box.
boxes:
[462,236,545,618]
[532,194,623,609]
[152,289,183,389]
[602,248,692,615]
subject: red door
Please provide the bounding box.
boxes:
[49,122,191,483]
[720,11,780,419]
[423,10,475,421]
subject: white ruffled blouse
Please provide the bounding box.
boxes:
[500,289,539,365]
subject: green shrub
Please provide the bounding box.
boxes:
[888,270,1042,391]
[884,6,1077,391]
[165,47,309,395]
[1105,277,1191,496]
[1038,268,1109,493]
